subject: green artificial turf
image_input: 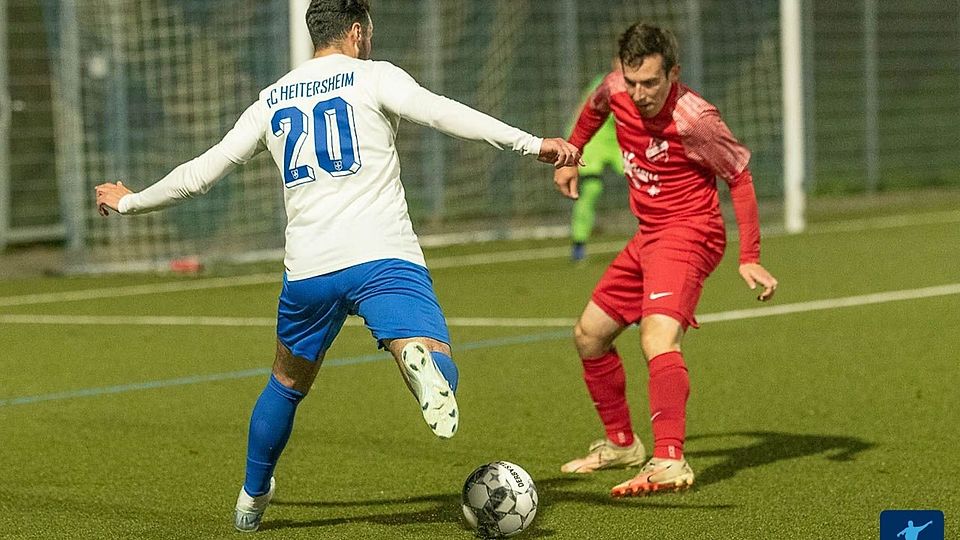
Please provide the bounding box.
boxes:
[1,208,958,539]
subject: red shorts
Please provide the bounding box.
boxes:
[591,226,725,329]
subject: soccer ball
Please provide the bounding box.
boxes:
[461,461,538,538]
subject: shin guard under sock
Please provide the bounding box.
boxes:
[647,351,689,459]
[243,374,305,496]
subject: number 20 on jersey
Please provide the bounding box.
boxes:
[270,97,361,187]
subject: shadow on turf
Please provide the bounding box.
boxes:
[265,431,871,533]
[686,430,876,488]
[267,476,733,535]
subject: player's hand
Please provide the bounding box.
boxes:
[95,181,133,216]
[739,263,778,302]
[538,138,582,169]
[553,165,580,200]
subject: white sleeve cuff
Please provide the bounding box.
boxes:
[526,137,543,158]
[118,193,137,214]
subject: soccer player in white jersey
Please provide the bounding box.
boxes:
[95,0,580,532]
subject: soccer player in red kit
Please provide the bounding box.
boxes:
[554,22,778,496]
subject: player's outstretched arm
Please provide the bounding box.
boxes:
[739,263,778,302]
[92,146,239,217]
[95,101,266,217]
[553,165,580,200]
[95,181,133,216]
[376,62,581,166]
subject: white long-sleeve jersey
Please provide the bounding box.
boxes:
[119,54,543,280]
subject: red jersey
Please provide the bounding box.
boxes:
[569,72,761,263]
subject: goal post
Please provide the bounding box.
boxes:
[781,0,807,234]
[0,0,9,252]
[289,0,313,69]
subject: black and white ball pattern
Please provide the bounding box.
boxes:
[461,461,538,538]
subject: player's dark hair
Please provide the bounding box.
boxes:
[618,23,679,74]
[305,0,371,49]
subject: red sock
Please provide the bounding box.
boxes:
[581,348,634,447]
[647,351,689,459]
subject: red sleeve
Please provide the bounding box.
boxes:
[727,168,761,264]
[568,78,612,150]
[682,111,751,181]
[680,109,758,263]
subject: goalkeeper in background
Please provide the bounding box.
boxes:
[96,0,580,532]
[570,58,625,262]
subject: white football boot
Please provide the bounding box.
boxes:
[401,342,459,438]
[234,477,275,533]
[560,435,646,473]
[610,456,695,497]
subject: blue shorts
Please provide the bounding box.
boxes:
[276,258,450,362]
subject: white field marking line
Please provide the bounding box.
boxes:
[2,283,959,328]
[1,209,958,309]
[802,208,960,236]
[696,283,960,324]
[426,242,626,270]
[0,314,576,328]
[2,284,959,408]
[0,314,277,327]
[0,274,278,308]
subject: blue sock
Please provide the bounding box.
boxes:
[243,375,305,496]
[432,351,459,393]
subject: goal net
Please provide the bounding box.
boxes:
[60,0,784,272]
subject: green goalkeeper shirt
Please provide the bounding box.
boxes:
[573,73,624,177]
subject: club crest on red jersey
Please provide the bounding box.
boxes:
[623,151,663,196]
[645,137,669,163]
